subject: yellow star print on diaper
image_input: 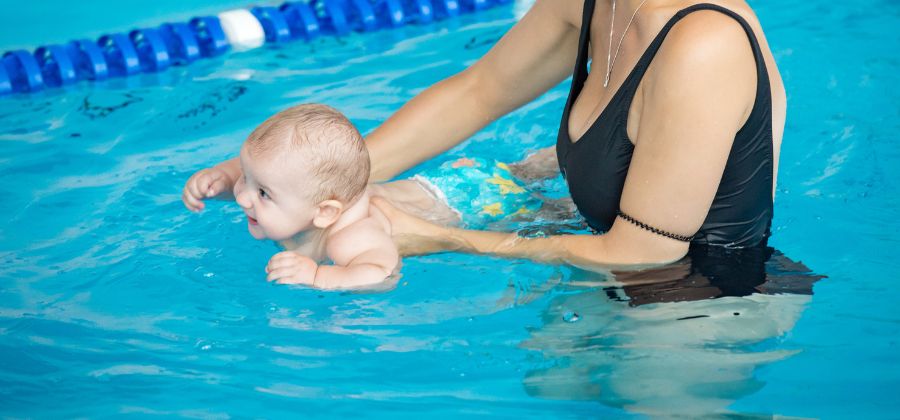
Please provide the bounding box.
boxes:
[512,206,533,216]
[486,175,525,195]
[482,203,504,216]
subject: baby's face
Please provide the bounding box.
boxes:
[233,145,318,241]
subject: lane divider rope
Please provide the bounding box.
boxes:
[0,0,513,96]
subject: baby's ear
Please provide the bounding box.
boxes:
[313,200,344,228]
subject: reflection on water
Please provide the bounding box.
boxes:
[522,245,824,416]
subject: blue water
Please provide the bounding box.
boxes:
[1,0,899,418]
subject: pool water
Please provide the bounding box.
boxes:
[1,0,898,417]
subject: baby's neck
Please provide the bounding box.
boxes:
[278,188,373,258]
[328,188,372,235]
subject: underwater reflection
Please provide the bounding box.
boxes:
[521,245,824,417]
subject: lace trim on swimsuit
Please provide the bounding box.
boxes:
[616,210,695,242]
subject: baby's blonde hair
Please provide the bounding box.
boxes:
[245,104,369,204]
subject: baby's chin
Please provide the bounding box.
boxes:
[247,224,267,240]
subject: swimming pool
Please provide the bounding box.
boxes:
[1,0,898,417]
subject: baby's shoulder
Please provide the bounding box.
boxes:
[326,216,395,266]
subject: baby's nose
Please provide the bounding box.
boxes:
[235,189,252,209]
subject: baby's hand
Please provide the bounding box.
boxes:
[266,251,319,286]
[182,167,235,212]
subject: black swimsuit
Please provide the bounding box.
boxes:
[556,1,775,248]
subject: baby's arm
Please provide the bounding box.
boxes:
[266,219,399,290]
[181,158,242,212]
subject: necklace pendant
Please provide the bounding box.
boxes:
[603,73,610,88]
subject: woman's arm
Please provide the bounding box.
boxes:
[366,0,582,181]
[374,11,760,268]
[372,197,682,270]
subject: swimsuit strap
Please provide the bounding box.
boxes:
[619,3,772,118]
[562,0,599,115]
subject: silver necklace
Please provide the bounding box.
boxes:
[604,0,649,87]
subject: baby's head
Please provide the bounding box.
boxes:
[234,104,369,241]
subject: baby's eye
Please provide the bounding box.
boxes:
[258,188,269,199]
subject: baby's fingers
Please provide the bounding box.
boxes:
[187,172,211,198]
[266,266,294,282]
[206,174,230,198]
[265,258,297,275]
[266,252,301,273]
[275,276,312,285]
[266,267,311,285]
[199,170,230,198]
[182,185,205,212]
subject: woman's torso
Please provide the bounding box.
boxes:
[555,0,786,248]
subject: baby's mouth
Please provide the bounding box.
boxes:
[247,215,258,225]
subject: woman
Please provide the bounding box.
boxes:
[367,0,786,269]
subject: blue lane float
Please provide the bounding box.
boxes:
[316,0,352,36]
[346,0,378,33]
[405,0,435,24]
[159,23,201,65]
[0,62,12,95]
[3,50,44,93]
[35,45,77,87]
[0,60,11,95]
[189,17,231,57]
[432,0,461,19]
[130,28,171,72]
[251,7,293,43]
[1,0,513,96]
[66,39,109,80]
[280,3,321,40]
[98,33,141,77]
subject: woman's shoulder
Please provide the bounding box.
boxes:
[638,2,760,137]
[648,3,759,84]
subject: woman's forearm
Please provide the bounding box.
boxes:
[439,226,677,271]
[440,226,599,266]
[366,71,497,182]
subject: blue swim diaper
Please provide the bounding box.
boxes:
[412,157,543,227]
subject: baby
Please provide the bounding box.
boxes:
[182,104,566,289]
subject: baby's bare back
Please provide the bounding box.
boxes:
[368,180,461,227]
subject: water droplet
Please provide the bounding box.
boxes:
[201,344,212,351]
[203,272,214,278]
[563,311,580,323]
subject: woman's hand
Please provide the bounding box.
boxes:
[370,196,458,256]
[508,146,559,183]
